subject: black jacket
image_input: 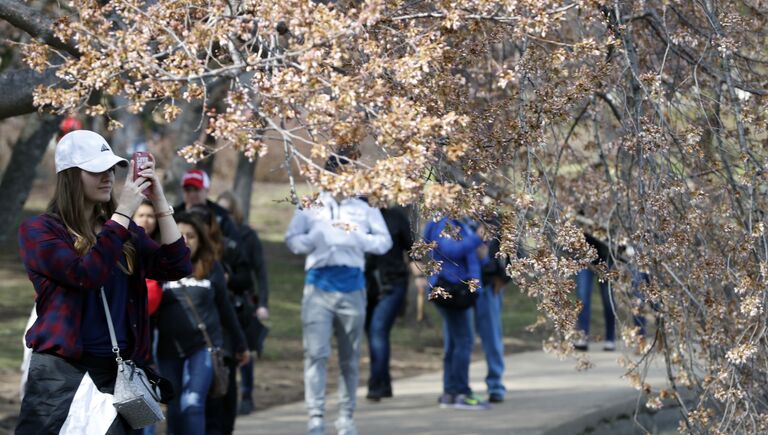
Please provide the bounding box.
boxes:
[155,262,246,359]
[365,207,414,292]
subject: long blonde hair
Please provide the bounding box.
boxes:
[47,168,136,274]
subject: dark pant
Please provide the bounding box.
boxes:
[365,284,407,394]
[16,352,133,435]
[206,357,239,435]
[240,359,254,398]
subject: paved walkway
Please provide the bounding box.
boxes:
[235,349,672,435]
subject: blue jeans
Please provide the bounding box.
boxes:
[473,285,506,396]
[575,268,615,342]
[158,348,213,435]
[437,305,474,395]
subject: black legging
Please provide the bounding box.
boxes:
[205,357,239,435]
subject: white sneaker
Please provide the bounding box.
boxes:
[603,341,616,351]
[335,416,357,435]
[307,416,325,435]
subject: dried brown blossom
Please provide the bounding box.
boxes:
[21,0,768,431]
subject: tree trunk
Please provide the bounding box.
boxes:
[232,154,257,223]
[0,114,61,244]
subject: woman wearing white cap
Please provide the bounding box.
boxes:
[15,130,192,434]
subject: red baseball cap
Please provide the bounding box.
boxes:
[181,169,210,190]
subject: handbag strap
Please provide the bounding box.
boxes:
[99,286,124,364]
[177,287,216,350]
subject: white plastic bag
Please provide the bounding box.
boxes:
[59,373,118,435]
[19,305,36,400]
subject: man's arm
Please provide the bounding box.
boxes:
[285,208,318,254]
[357,207,393,255]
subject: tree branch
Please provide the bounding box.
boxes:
[0,67,62,120]
[0,0,80,57]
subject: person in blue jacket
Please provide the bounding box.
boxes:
[424,217,490,411]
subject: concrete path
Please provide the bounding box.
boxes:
[235,349,672,435]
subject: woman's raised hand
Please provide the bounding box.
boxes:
[115,159,152,216]
[135,154,168,206]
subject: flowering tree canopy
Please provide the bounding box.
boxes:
[7,0,768,432]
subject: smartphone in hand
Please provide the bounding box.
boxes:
[131,151,151,195]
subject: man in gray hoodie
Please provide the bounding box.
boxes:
[285,151,392,435]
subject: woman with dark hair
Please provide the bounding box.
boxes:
[154,212,248,435]
[16,130,191,434]
[133,199,163,316]
[187,203,253,433]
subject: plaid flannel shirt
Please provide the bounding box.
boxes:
[18,213,191,363]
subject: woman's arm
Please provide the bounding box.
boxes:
[19,216,130,290]
[140,236,192,281]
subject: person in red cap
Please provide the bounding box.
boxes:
[175,169,237,239]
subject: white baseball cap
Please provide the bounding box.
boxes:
[55,130,128,173]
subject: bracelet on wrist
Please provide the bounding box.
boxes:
[113,211,132,221]
[155,205,174,218]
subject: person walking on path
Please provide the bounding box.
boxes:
[424,217,490,411]
[216,191,271,416]
[154,212,249,435]
[16,130,191,434]
[475,223,510,403]
[364,206,414,402]
[285,152,392,435]
[185,205,251,435]
[175,169,238,238]
[574,233,616,351]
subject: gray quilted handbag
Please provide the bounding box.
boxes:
[100,287,165,429]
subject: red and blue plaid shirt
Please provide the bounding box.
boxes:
[19,213,191,363]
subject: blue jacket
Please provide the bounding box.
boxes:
[423,218,482,286]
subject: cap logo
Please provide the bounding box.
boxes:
[100,144,109,152]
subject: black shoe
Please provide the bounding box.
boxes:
[381,385,393,398]
[489,393,504,403]
[238,397,254,415]
[366,390,383,402]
